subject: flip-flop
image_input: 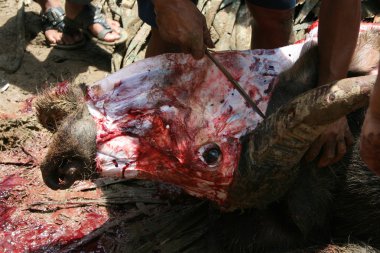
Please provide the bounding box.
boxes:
[41,7,86,50]
[85,26,128,46]
[64,4,128,46]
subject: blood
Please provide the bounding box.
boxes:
[19,97,35,113]
[88,48,297,205]
[306,20,319,34]
[0,113,13,119]
[0,175,27,190]
[0,174,108,252]
[249,58,261,72]
[55,80,70,95]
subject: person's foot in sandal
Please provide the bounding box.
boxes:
[65,1,127,46]
[35,0,85,48]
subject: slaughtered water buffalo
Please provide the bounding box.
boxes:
[35,29,380,252]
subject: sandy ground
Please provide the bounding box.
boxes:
[0,4,200,252]
[2,1,380,252]
[0,0,112,117]
[0,1,135,252]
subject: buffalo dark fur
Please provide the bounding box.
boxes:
[35,30,380,253]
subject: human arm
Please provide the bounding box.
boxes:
[360,64,380,175]
[304,0,361,167]
[151,0,214,59]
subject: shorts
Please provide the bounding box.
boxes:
[246,0,296,10]
[66,0,92,4]
[137,0,296,27]
[137,0,197,27]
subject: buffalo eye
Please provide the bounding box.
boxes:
[198,143,222,168]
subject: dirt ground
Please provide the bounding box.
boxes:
[2,0,380,252]
[0,1,140,252]
[0,3,206,252]
[0,0,114,191]
[0,0,112,115]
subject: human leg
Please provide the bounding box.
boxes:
[65,0,126,45]
[145,28,182,58]
[35,0,83,48]
[304,0,361,168]
[137,0,205,57]
[247,0,295,49]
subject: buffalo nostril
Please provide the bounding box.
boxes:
[56,160,83,189]
[42,159,84,190]
[42,172,61,190]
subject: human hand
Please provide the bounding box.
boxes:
[360,110,380,175]
[304,117,354,167]
[152,0,214,59]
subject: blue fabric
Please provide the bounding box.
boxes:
[137,0,296,28]
[247,0,296,10]
[137,0,157,27]
[66,0,92,4]
[137,0,198,27]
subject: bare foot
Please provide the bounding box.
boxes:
[44,28,83,46]
[44,29,64,45]
[89,18,121,42]
[36,0,83,47]
[65,2,122,43]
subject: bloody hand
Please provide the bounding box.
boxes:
[152,0,214,59]
[304,117,354,168]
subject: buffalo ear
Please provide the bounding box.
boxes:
[35,82,85,132]
[266,44,318,117]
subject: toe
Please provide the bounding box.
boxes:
[54,35,64,45]
[108,19,121,32]
[104,32,121,42]
[45,30,60,44]
[89,23,121,42]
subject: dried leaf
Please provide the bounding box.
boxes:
[294,0,319,24]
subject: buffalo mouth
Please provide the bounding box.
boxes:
[39,104,97,190]
[41,158,89,190]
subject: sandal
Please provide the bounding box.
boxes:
[64,4,128,46]
[41,7,86,50]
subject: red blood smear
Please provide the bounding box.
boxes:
[0,175,108,253]
[91,52,248,203]
[19,97,35,113]
[306,20,319,33]
[0,113,12,120]
[55,80,70,95]
[0,175,27,190]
